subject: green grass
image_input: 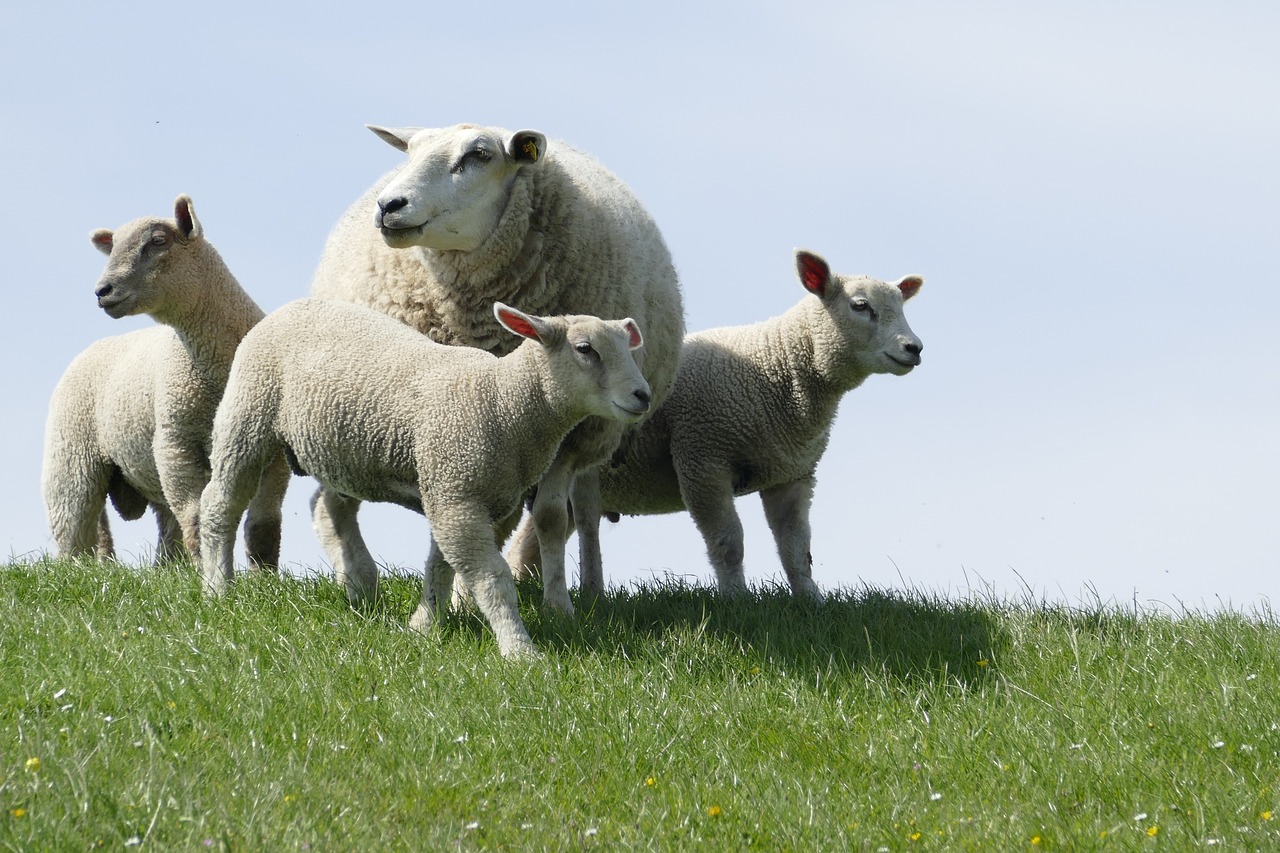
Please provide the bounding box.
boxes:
[2,557,1278,850]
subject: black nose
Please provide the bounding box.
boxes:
[379,196,408,215]
[634,388,651,409]
[903,341,922,357]
[94,282,113,299]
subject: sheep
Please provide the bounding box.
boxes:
[506,249,924,603]
[308,123,684,614]
[197,297,650,658]
[41,194,290,567]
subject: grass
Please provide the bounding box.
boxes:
[2,557,1278,850]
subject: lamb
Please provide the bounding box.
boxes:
[506,249,924,602]
[309,123,684,614]
[41,195,290,567]
[197,298,650,658]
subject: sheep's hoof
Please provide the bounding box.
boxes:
[407,605,436,633]
[541,591,576,618]
[450,585,476,612]
[499,639,543,660]
[201,579,229,598]
[344,578,379,609]
[793,579,826,606]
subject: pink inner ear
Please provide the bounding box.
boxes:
[625,321,643,349]
[175,204,194,237]
[92,233,113,250]
[499,308,541,342]
[898,277,923,301]
[798,254,829,296]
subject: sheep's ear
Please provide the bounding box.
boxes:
[795,250,832,298]
[174,194,202,240]
[91,229,114,255]
[620,318,644,350]
[367,125,421,152]
[495,302,550,344]
[508,130,547,165]
[895,275,924,302]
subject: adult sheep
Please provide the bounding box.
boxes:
[310,123,684,613]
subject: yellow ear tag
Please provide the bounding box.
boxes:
[522,140,539,162]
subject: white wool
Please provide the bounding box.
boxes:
[199,298,649,658]
[309,123,684,613]
[508,250,925,602]
[41,195,289,566]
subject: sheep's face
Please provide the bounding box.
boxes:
[91,195,202,322]
[92,220,183,320]
[561,317,651,424]
[370,124,546,252]
[796,250,924,379]
[839,277,924,376]
[496,304,651,424]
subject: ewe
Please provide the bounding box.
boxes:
[310,123,684,613]
[42,195,289,565]
[508,250,924,602]
[198,299,649,658]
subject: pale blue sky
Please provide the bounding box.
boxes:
[4,2,1277,610]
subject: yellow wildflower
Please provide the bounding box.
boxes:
[1147,826,1159,837]
[1031,836,1042,846]
[707,806,722,817]
[909,831,922,841]
[24,757,40,772]
[1262,811,1274,821]
[11,808,26,818]
[645,777,656,787]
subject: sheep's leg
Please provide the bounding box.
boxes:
[529,458,577,615]
[681,473,750,597]
[571,469,605,599]
[760,477,824,604]
[505,510,542,582]
[431,515,538,659]
[155,447,208,561]
[153,504,184,565]
[410,536,456,632]
[46,463,110,561]
[95,509,116,561]
[199,447,275,597]
[456,505,525,610]
[310,486,378,605]
[243,453,291,572]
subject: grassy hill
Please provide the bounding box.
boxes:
[2,558,1277,849]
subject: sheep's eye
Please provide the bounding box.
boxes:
[150,232,168,247]
[574,342,596,356]
[452,147,494,174]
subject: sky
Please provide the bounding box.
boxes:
[3,1,1277,613]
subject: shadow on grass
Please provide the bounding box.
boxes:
[524,576,1006,689]
[321,568,1006,688]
